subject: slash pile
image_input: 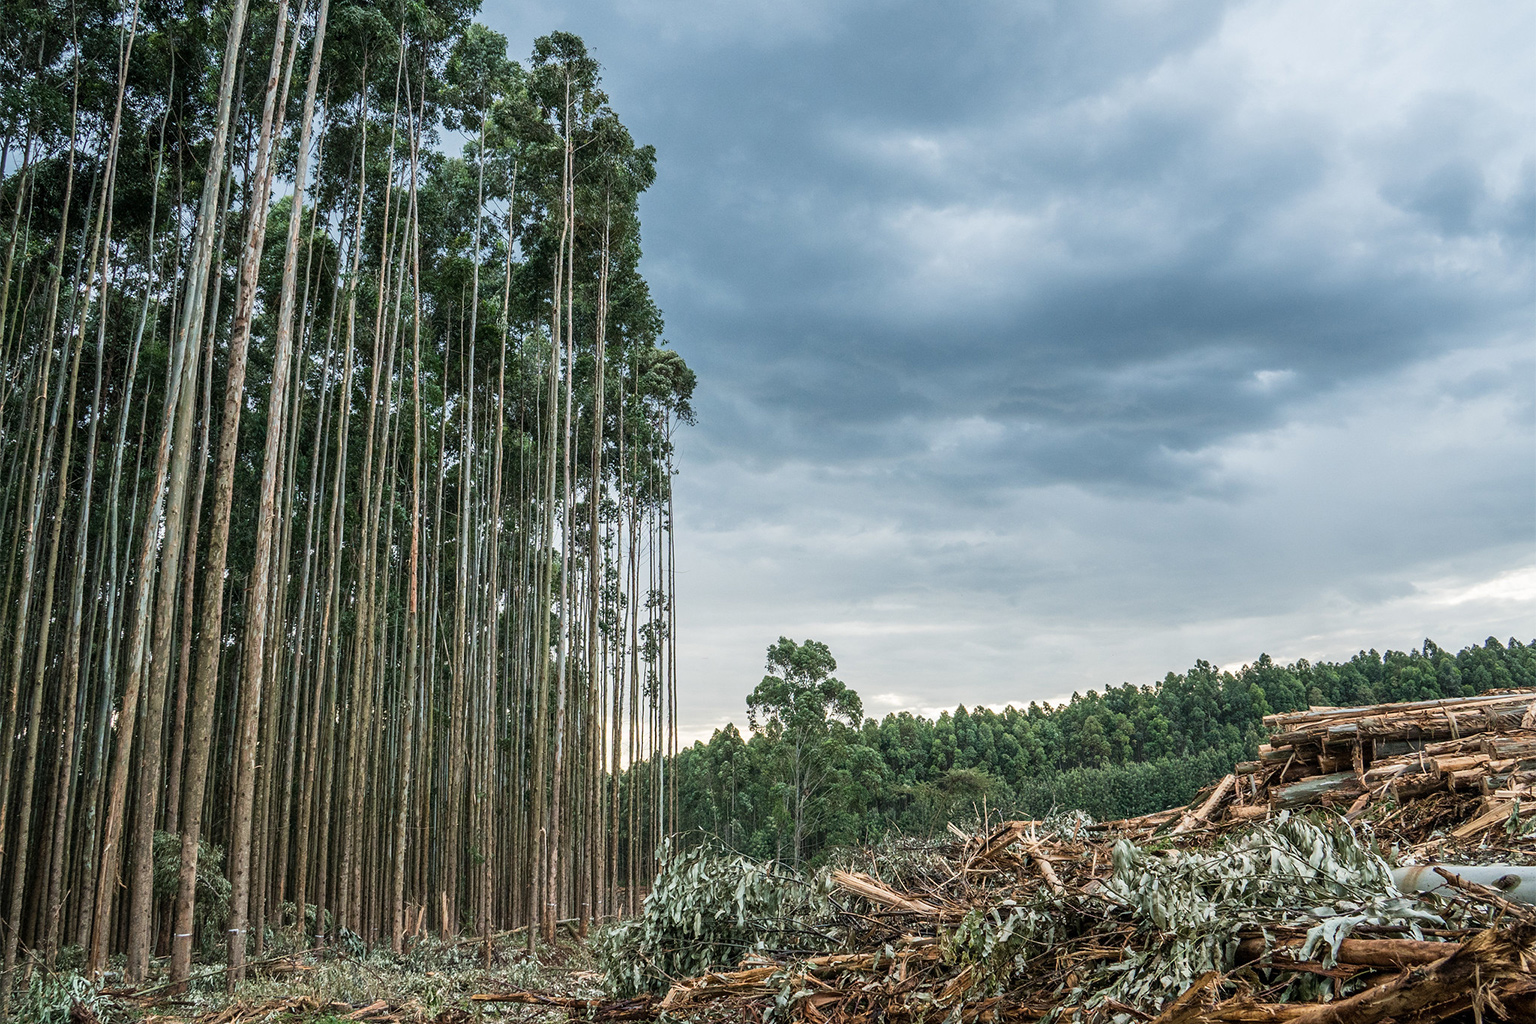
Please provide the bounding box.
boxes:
[621,819,1534,1022]
[138,997,474,1023]
[479,690,1536,1022]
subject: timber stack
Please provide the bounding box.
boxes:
[1136,689,1536,844]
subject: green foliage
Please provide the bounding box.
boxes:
[747,638,859,734]
[938,813,1440,1016]
[603,814,1436,1016]
[226,931,557,1014]
[1011,745,1246,821]
[594,841,836,998]
[53,944,84,973]
[1098,813,1435,1006]
[9,972,108,1024]
[151,831,232,956]
[743,638,869,867]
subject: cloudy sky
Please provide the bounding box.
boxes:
[482,0,1535,740]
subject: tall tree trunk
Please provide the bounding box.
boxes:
[392,86,425,953]
[165,0,283,990]
[227,0,329,985]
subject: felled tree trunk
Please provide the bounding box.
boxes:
[1235,935,1455,969]
[1282,924,1536,1024]
[1269,772,1364,809]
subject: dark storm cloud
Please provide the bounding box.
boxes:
[488,2,1525,497]
[489,2,1531,478]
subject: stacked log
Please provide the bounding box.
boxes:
[1150,690,1536,840]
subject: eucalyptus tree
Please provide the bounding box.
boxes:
[168,0,298,990]
[0,1,695,998]
[747,639,863,869]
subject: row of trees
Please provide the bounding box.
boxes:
[0,0,693,1006]
[679,636,1536,867]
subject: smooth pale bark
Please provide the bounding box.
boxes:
[41,130,118,964]
[0,9,686,975]
[0,51,83,899]
[583,209,610,931]
[487,164,517,933]
[1,240,91,1008]
[447,262,470,941]
[166,0,284,990]
[117,0,234,979]
[275,194,335,938]
[77,0,224,967]
[546,78,578,940]
[293,122,362,939]
[164,143,234,843]
[226,0,329,984]
[528,236,560,950]
[0,137,34,390]
[338,41,406,937]
[392,93,426,952]
[74,122,160,951]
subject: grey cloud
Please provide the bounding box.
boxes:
[619,60,1526,493]
[1386,159,1536,245]
[480,0,1534,727]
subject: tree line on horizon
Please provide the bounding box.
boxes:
[0,0,693,1006]
[673,636,1536,868]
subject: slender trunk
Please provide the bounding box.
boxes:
[165,0,280,990]
[392,86,425,953]
[227,0,329,984]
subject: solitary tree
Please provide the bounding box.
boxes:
[746,638,862,867]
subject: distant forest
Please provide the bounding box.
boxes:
[674,636,1536,867]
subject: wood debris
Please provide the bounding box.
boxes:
[519,823,1535,1021]
[140,996,471,1024]
[499,690,1536,1022]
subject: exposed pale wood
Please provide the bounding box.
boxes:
[1236,935,1456,969]
[1023,841,1066,895]
[1265,691,1536,729]
[1483,731,1536,758]
[1430,753,1488,774]
[1175,774,1235,834]
[1270,772,1364,809]
[1148,971,1220,1024]
[1282,924,1536,1024]
[1391,773,1446,801]
[1451,800,1516,838]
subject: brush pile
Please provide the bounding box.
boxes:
[599,816,1535,1022]
[138,997,474,1023]
[478,690,1536,1022]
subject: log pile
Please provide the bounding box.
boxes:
[1148,690,1536,847]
